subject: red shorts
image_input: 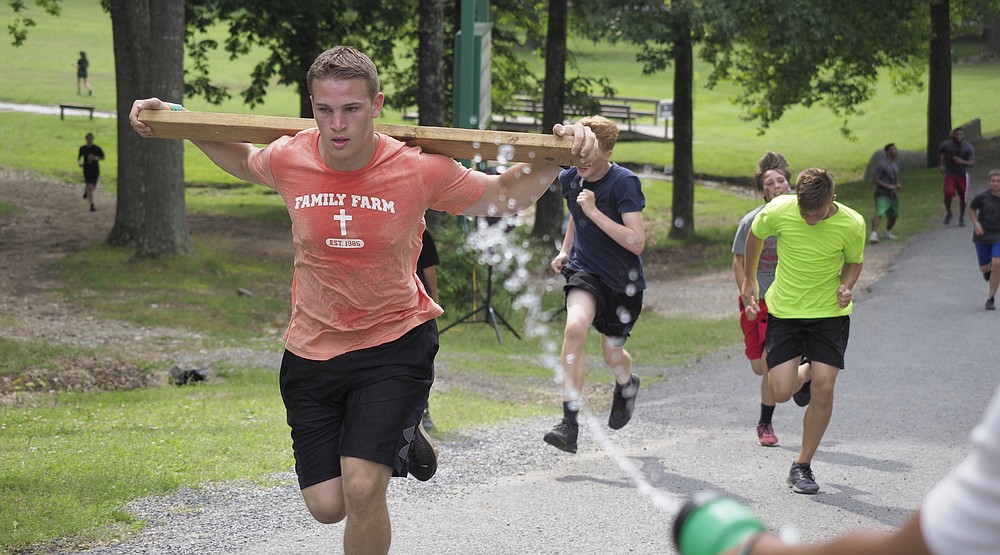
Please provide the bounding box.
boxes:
[943,174,968,202]
[739,296,769,360]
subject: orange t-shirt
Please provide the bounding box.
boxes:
[248,130,488,360]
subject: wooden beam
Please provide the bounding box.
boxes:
[138,110,582,166]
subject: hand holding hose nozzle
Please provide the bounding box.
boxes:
[672,491,765,555]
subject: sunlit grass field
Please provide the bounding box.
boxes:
[3,0,999,185]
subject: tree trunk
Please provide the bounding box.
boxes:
[296,21,319,119]
[418,0,447,128]
[988,17,1000,56]
[532,0,568,243]
[668,13,694,240]
[419,0,448,232]
[927,0,951,168]
[107,0,192,257]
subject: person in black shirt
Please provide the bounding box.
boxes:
[75,51,92,95]
[77,133,104,212]
[967,169,1000,310]
[937,127,975,226]
[416,227,440,429]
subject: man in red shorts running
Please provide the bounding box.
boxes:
[938,127,975,226]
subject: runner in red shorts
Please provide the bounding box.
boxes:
[937,127,975,226]
[732,152,810,447]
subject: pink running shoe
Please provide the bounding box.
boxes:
[756,423,778,447]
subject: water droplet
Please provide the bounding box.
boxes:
[616,306,633,324]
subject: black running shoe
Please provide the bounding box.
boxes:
[543,418,579,453]
[793,380,811,407]
[608,374,640,430]
[787,462,820,494]
[987,297,996,311]
[421,406,435,431]
[984,270,992,282]
[407,421,438,481]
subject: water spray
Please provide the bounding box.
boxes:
[469,150,768,555]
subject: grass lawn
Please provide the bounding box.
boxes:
[3,0,1000,185]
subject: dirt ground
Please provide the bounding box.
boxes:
[0,167,296,399]
[0,158,932,401]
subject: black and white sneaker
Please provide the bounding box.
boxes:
[543,418,579,453]
[787,462,820,494]
[407,421,438,481]
[608,374,640,430]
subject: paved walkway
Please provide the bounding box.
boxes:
[77,222,999,554]
[0,101,116,119]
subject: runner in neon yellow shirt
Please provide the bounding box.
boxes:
[741,168,865,495]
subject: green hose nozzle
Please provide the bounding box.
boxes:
[672,491,766,555]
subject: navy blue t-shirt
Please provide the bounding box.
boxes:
[559,163,646,294]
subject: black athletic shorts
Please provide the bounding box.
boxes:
[83,168,99,184]
[279,320,437,489]
[765,315,850,370]
[562,268,643,339]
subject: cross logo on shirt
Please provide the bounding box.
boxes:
[333,209,352,236]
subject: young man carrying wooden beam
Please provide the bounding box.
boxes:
[129,45,597,555]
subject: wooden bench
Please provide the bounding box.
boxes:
[501,95,662,131]
[406,95,672,137]
[575,103,648,131]
[59,103,95,120]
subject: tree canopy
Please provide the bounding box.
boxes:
[185,0,410,118]
[700,0,928,136]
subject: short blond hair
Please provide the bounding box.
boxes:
[577,115,619,153]
[307,46,380,99]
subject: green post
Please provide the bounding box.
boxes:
[453,0,491,131]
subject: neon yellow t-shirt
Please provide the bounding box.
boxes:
[750,194,866,318]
